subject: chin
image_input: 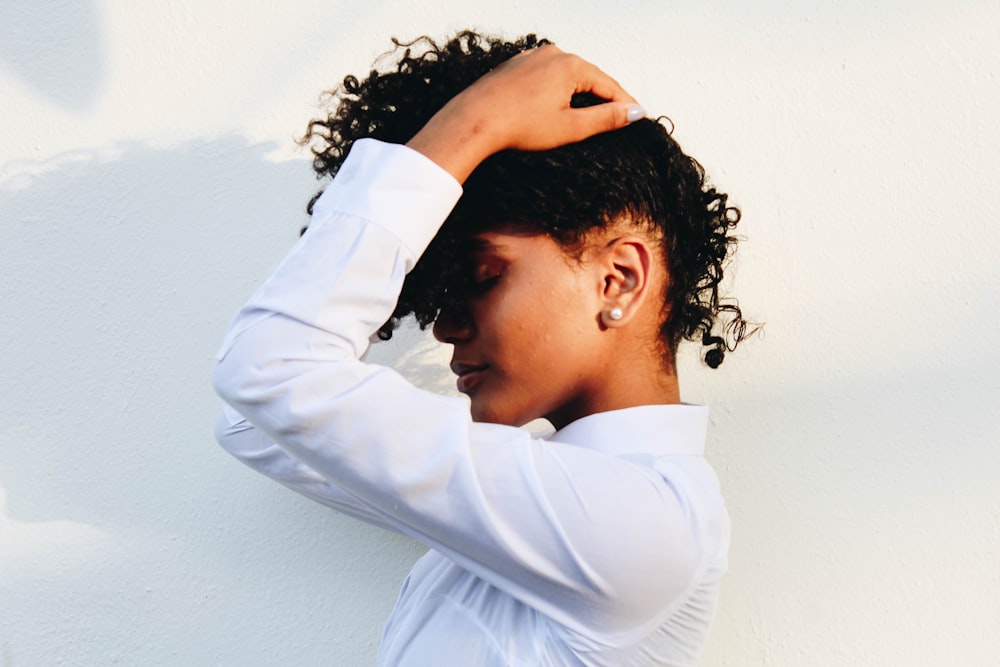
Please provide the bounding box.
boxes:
[470,408,512,426]
[469,399,528,427]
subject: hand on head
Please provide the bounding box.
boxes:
[407,45,645,182]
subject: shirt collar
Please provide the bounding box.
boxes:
[547,404,709,457]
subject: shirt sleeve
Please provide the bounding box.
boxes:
[212,139,705,642]
[215,403,409,534]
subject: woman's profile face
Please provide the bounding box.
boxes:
[433,230,609,428]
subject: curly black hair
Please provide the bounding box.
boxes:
[302,31,754,368]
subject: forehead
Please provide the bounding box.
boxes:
[464,223,627,264]
[460,231,592,278]
[463,230,555,255]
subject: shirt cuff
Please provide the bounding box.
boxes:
[311,138,464,266]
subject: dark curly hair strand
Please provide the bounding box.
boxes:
[301,31,755,369]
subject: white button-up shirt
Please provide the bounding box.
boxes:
[213,139,730,666]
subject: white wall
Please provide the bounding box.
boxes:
[2,1,998,665]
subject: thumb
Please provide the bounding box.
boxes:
[572,102,647,138]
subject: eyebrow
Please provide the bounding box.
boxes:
[462,237,506,253]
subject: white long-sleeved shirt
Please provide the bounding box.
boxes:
[213,138,730,666]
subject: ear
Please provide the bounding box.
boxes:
[597,235,655,328]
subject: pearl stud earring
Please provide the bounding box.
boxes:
[608,307,624,321]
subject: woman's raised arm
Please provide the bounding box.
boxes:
[406,45,645,182]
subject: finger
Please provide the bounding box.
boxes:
[568,100,647,139]
[574,60,637,105]
[585,76,635,105]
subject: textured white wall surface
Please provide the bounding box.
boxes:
[2,1,998,665]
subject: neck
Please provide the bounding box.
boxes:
[545,355,681,430]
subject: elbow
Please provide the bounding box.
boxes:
[211,313,363,434]
[211,334,262,410]
[211,359,240,408]
[212,310,292,409]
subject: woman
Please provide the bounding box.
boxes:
[213,32,750,666]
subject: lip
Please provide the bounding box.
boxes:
[451,362,489,394]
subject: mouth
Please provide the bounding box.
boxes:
[450,362,489,395]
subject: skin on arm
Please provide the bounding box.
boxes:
[406,45,645,183]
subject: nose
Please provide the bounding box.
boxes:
[432,301,475,343]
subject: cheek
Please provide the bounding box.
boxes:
[475,285,541,339]
[475,262,598,362]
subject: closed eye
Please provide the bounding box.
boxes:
[469,273,501,295]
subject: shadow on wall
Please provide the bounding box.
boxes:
[0,0,105,110]
[0,136,440,664]
[0,136,308,548]
[0,135,449,558]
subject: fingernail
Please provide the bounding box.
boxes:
[626,104,646,123]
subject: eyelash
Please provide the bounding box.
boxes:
[469,273,501,295]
